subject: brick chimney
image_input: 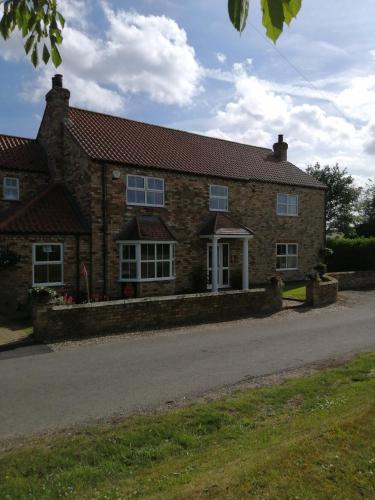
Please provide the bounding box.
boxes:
[273,134,288,161]
[37,74,70,181]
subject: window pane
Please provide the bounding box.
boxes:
[48,245,62,261]
[277,193,287,204]
[128,176,144,189]
[276,256,287,269]
[156,244,163,260]
[288,203,298,215]
[147,178,163,190]
[34,265,48,284]
[277,203,287,215]
[48,264,62,283]
[122,262,137,280]
[287,244,298,255]
[222,245,229,267]
[277,244,286,256]
[218,198,227,211]
[123,244,136,260]
[156,262,169,278]
[141,244,155,260]
[222,269,229,286]
[211,186,227,197]
[147,191,163,206]
[128,189,145,204]
[209,198,220,210]
[5,178,17,187]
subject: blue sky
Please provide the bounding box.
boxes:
[1,0,375,184]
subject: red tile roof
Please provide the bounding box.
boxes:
[0,184,90,234]
[117,216,176,241]
[0,134,48,172]
[66,107,325,189]
[199,213,254,237]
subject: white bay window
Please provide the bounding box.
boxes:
[120,242,176,282]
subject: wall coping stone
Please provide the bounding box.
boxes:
[50,288,268,311]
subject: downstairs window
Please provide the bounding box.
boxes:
[33,243,63,286]
[120,242,176,282]
[276,243,298,270]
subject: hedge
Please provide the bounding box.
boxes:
[327,237,375,272]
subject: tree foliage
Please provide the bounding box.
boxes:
[0,1,303,68]
[356,179,375,237]
[229,0,302,41]
[0,0,64,67]
[306,163,361,235]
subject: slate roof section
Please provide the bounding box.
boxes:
[0,134,48,172]
[66,107,325,189]
[117,216,176,241]
[199,213,254,237]
[0,184,90,234]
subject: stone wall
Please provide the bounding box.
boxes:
[306,276,338,307]
[0,169,50,212]
[33,286,282,342]
[0,234,90,315]
[328,271,375,291]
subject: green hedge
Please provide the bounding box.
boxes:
[327,237,375,271]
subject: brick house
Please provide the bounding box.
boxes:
[0,75,325,313]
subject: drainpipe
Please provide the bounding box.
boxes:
[101,163,108,298]
[75,235,80,299]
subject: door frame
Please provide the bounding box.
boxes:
[207,242,230,289]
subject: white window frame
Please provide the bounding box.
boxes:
[32,243,64,286]
[277,193,299,216]
[276,243,298,271]
[3,177,19,201]
[126,174,165,207]
[119,241,176,282]
[209,185,229,212]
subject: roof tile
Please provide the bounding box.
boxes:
[66,107,325,189]
[0,134,48,172]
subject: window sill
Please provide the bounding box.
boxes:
[3,198,20,202]
[119,277,176,283]
[277,213,299,217]
[209,209,229,213]
[32,282,65,287]
[127,203,166,209]
[276,268,298,272]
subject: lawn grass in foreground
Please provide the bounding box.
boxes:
[283,281,307,301]
[1,354,375,499]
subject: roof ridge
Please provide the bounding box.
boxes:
[68,106,272,154]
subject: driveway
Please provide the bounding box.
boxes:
[1,290,375,442]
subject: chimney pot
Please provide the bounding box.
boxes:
[278,134,283,143]
[52,74,63,89]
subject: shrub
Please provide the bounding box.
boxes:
[314,263,327,278]
[327,237,375,271]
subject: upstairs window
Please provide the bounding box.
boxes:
[276,243,298,270]
[33,243,64,286]
[277,193,298,216]
[120,242,176,282]
[209,185,228,211]
[127,175,164,207]
[3,177,19,201]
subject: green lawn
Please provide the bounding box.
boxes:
[2,354,375,499]
[283,281,307,301]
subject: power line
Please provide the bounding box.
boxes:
[248,21,349,120]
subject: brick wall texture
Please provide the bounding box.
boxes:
[33,287,282,342]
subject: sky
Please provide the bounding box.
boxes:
[1,0,375,185]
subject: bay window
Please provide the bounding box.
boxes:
[120,242,176,282]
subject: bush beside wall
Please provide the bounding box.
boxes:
[327,237,375,272]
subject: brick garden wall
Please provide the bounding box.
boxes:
[328,271,375,291]
[33,286,282,342]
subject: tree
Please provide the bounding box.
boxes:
[306,163,361,235]
[356,179,375,237]
[0,0,302,68]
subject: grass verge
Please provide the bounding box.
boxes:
[283,281,307,301]
[1,354,375,499]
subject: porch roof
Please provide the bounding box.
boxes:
[199,213,254,238]
[117,216,177,242]
[0,184,90,235]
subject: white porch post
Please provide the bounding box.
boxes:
[212,236,219,292]
[242,238,249,290]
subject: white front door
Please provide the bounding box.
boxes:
[207,243,230,289]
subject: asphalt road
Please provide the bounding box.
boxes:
[1,290,375,442]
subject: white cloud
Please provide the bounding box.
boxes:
[13,3,203,113]
[203,61,375,185]
[216,52,226,64]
